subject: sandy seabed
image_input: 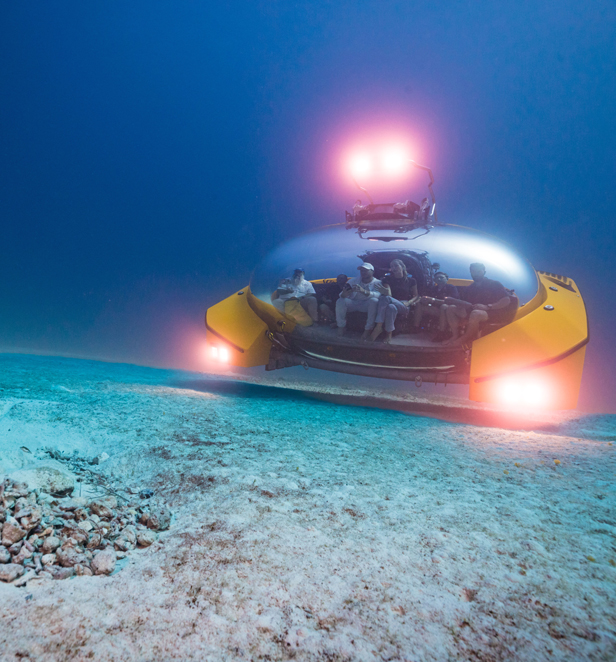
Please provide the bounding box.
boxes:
[0,354,615,662]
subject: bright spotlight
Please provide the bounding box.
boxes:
[208,345,230,363]
[349,153,372,178]
[522,381,549,407]
[381,147,408,175]
[499,380,521,405]
[497,378,550,408]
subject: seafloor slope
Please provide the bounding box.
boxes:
[0,354,615,661]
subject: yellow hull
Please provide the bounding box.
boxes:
[205,272,588,410]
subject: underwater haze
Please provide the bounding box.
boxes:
[0,1,615,412]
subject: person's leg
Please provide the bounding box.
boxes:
[453,309,488,345]
[354,299,377,340]
[383,298,408,342]
[300,296,318,322]
[335,297,349,334]
[414,301,424,327]
[375,296,388,324]
[445,305,467,340]
[319,303,333,321]
[370,297,389,341]
[438,304,449,331]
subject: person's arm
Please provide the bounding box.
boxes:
[444,297,473,310]
[304,282,316,298]
[485,296,511,311]
[404,282,420,306]
[340,283,353,298]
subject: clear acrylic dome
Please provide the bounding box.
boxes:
[250,223,539,305]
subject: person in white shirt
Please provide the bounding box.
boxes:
[335,262,382,339]
[271,268,318,322]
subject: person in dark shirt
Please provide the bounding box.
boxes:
[370,259,419,343]
[413,271,459,333]
[319,274,348,323]
[440,263,513,345]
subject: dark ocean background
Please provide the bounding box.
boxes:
[1,2,614,412]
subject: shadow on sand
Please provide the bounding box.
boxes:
[170,377,616,439]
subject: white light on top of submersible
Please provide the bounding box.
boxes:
[349,153,373,178]
[380,147,408,176]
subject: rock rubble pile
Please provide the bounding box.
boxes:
[0,479,171,586]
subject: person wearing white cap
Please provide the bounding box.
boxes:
[335,262,382,339]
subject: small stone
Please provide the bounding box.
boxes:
[78,520,94,532]
[89,501,114,520]
[136,530,157,547]
[42,536,62,554]
[74,508,88,522]
[81,567,93,576]
[114,526,137,552]
[0,563,26,583]
[58,497,88,511]
[12,545,33,564]
[12,569,36,587]
[91,549,116,575]
[61,526,88,545]
[2,519,27,546]
[10,482,29,498]
[49,566,75,580]
[86,533,103,550]
[89,452,110,465]
[20,507,42,531]
[145,505,171,531]
[56,545,88,568]
[8,542,23,555]
[0,546,10,563]
[41,553,57,566]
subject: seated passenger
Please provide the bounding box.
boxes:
[414,271,459,335]
[370,259,419,343]
[319,274,348,323]
[271,268,318,325]
[336,262,382,339]
[439,263,513,345]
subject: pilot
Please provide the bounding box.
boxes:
[271,268,319,324]
[440,262,512,345]
[414,271,459,335]
[336,262,382,339]
[370,259,419,343]
[319,274,348,323]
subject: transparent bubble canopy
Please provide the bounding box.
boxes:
[250,224,538,304]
